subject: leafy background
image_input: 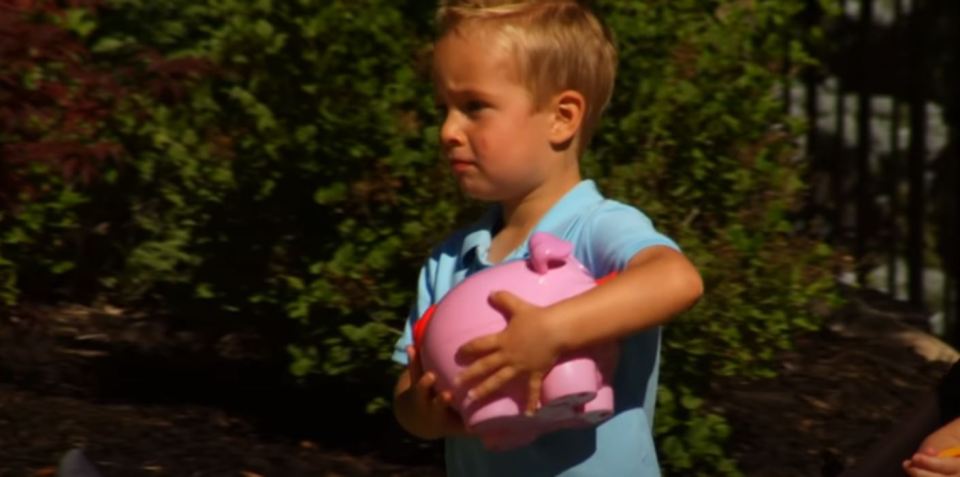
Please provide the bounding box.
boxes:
[0,1,840,475]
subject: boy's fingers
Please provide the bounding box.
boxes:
[406,346,422,381]
[903,468,943,477]
[525,373,542,416]
[457,352,506,385]
[901,457,953,477]
[469,366,518,400]
[458,334,499,358]
[488,290,528,316]
[416,371,437,395]
[433,390,457,414]
[911,454,960,473]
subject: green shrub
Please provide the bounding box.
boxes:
[83,0,466,382]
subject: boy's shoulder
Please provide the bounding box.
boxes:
[553,193,658,238]
[587,197,659,226]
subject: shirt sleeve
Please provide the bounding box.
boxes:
[581,201,681,277]
[392,255,437,365]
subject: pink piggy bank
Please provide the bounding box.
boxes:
[413,232,618,451]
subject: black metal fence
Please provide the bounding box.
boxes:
[796,0,959,343]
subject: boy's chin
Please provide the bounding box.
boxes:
[456,180,531,204]
[455,179,498,202]
[459,188,498,202]
[458,185,513,203]
[454,174,538,202]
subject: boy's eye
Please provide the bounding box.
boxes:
[464,100,487,114]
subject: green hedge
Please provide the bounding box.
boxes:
[0,1,839,475]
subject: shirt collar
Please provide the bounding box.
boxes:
[459,179,603,266]
[459,206,500,263]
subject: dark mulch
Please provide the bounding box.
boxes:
[714,286,956,477]
[0,384,440,477]
[0,285,955,476]
[0,304,444,477]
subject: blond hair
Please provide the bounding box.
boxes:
[437,0,618,149]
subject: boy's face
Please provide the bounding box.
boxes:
[433,30,556,202]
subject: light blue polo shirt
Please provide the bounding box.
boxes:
[393,180,679,476]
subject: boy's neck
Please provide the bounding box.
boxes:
[486,143,583,264]
[497,167,582,237]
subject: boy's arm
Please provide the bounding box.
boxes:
[457,245,702,412]
[549,245,702,352]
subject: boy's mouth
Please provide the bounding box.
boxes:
[449,158,476,173]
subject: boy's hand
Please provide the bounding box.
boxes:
[394,346,465,439]
[456,291,563,415]
[903,448,960,476]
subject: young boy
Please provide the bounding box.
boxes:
[392,1,703,475]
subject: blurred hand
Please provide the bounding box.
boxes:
[903,448,960,477]
[394,346,465,439]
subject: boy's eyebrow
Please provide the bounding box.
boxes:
[439,86,496,100]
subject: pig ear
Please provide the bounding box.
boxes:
[528,232,573,274]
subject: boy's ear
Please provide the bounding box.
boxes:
[548,90,585,147]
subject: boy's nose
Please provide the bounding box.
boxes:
[440,112,466,149]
